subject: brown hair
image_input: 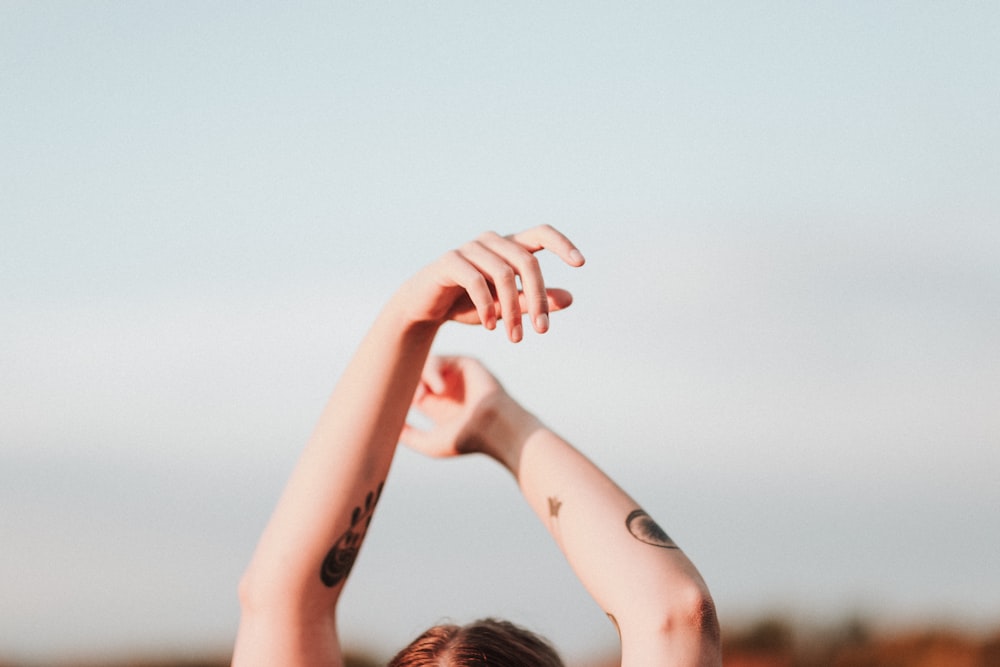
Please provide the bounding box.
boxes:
[387,618,564,667]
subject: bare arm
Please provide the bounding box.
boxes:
[232,227,584,667]
[402,358,721,667]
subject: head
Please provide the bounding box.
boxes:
[387,618,564,667]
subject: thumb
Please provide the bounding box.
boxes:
[516,288,574,315]
[399,422,428,452]
[420,356,449,395]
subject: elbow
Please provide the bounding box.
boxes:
[238,562,334,622]
[690,590,721,643]
[616,585,721,666]
[237,565,284,616]
[237,568,263,615]
[656,583,720,645]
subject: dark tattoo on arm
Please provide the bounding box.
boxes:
[625,509,678,549]
[320,482,384,587]
[547,496,563,518]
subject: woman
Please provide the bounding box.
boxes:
[233,226,720,666]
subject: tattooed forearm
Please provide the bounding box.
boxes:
[320,482,384,587]
[625,509,678,549]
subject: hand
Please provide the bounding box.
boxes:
[401,356,539,460]
[392,225,585,343]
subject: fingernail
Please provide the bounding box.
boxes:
[569,248,585,265]
[535,312,549,332]
[512,322,523,342]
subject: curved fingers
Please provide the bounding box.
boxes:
[487,226,586,335]
[415,354,448,397]
[458,240,523,341]
[439,250,497,330]
[423,226,583,340]
[476,231,549,336]
[399,421,453,458]
[402,356,464,458]
[507,224,586,267]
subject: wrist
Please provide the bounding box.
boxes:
[378,293,443,342]
[384,270,455,332]
[475,395,544,474]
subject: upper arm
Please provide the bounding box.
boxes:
[232,471,388,665]
[621,636,721,667]
[232,607,343,667]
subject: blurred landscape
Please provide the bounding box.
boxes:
[5,616,1000,667]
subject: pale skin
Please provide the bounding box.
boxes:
[403,357,720,666]
[233,226,720,667]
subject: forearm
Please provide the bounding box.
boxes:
[235,226,585,666]
[485,406,719,664]
[240,303,438,616]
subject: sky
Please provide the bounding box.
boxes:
[2,1,999,663]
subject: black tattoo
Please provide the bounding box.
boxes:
[320,482,384,587]
[547,496,563,518]
[625,509,678,549]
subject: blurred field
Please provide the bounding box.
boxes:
[717,617,1000,667]
[4,617,1000,667]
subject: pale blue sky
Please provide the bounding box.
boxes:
[2,2,999,662]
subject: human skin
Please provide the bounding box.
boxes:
[232,226,583,667]
[402,356,722,667]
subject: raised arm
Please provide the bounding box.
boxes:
[232,227,585,667]
[402,358,721,667]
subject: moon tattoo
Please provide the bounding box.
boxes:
[625,509,678,549]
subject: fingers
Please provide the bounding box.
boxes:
[508,224,586,268]
[475,231,542,340]
[403,356,461,458]
[399,421,442,458]
[439,250,497,330]
[418,355,448,395]
[466,226,584,341]
[457,239,521,339]
[411,355,449,408]
[437,225,583,342]
[518,287,574,315]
